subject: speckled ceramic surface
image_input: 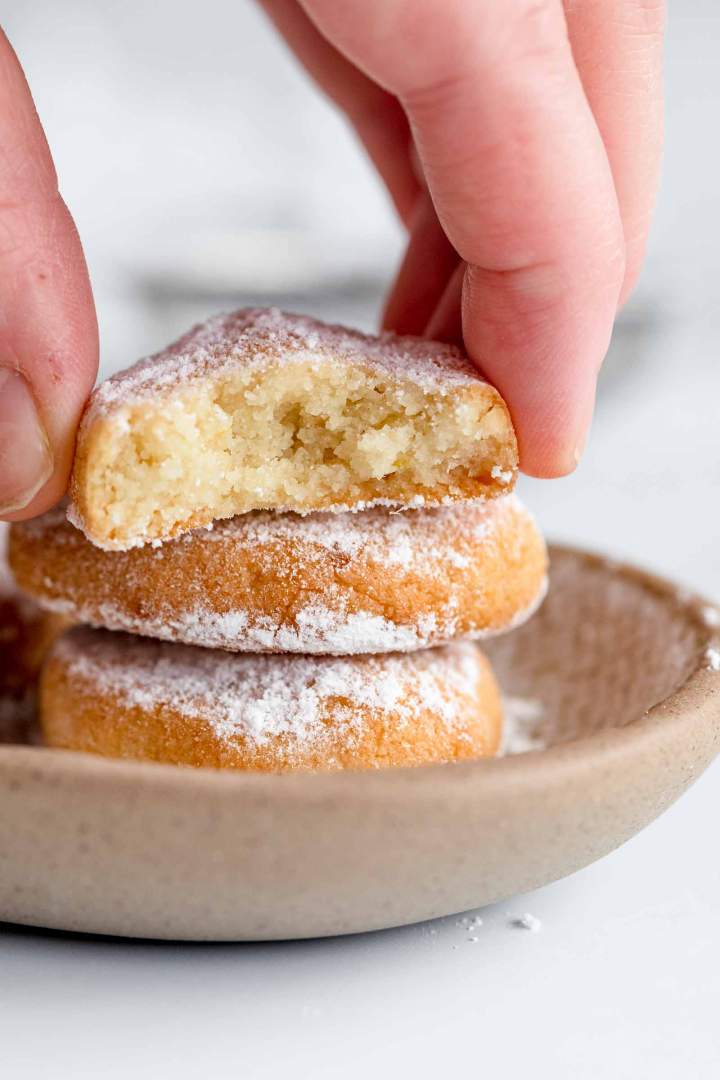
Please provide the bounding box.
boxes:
[1,546,718,941]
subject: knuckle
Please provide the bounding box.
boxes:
[466,261,571,341]
[400,69,473,120]
[464,241,624,341]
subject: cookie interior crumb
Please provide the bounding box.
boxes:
[74,357,514,549]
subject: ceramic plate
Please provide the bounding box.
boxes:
[1,546,718,940]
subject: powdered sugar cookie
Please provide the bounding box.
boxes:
[67,308,518,551]
[12,495,546,655]
[40,629,503,771]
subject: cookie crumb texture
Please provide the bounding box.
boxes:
[40,629,502,772]
[68,308,517,550]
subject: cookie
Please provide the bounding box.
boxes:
[11,495,546,654]
[68,308,518,550]
[40,628,502,771]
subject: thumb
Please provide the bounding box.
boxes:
[0,29,97,520]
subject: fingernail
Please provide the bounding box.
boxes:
[0,367,53,514]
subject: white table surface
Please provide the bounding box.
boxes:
[2,3,720,1077]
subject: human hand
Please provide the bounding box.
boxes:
[0,30,97,522]
[262,0,664,476]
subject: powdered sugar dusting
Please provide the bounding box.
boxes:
[491,465,513,486]
[82,601,447,654]
[501,695,547,754]
[54,629,484,756]
[22,497,547,654]
[705,646,720,672]
[36,581,545,656]
[510,912,542,932]
[84,308,486,417]
[41,495,514,568]
[178,493,513,566]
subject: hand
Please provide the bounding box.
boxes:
[262,0,664,476]
[0,30,97,523]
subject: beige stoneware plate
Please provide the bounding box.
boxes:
[1,546,719,941]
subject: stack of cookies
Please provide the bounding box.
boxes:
[9,309,547,772]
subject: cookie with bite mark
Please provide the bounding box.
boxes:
[68,308,518,551]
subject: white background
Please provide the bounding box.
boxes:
[1,2,720,1077]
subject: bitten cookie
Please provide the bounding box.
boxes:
[67,307,518,550]
[11,495,547,655]
[40,628,502,772]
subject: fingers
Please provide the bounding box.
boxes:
[265,1,661,472]
[0,30,97,520]
[259,0,420,224]
[301,0,626,476]
[564,0,665,304]
[387,1,665,347]
[382,193,459,335]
